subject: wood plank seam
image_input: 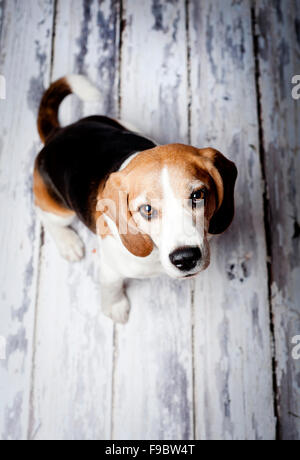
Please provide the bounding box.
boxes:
[111,0,123,441]
[184,0,196,441]
[184,0,192,146]
[110,326,118,440]
[250,3,280,438]
[190,280,197,441]
[27,227,44,440]
[117,0,124,117]
[26,1,56,439]
[0,0,5,45]
[50,0,58,82]
[27,0,56,437]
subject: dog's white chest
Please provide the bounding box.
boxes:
[99,234,163,279]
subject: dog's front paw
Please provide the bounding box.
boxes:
[57,228,85,262]
[103,297,130,324]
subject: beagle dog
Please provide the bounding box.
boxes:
[33,76,237,323]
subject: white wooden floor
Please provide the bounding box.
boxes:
[0,0,299,441]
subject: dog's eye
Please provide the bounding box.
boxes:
[191,188,207,205]
[191,188,207,201]
[139,204,158,221]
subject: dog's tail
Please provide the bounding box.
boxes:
[37,75,101,143]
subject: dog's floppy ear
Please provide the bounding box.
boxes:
[196,148,238,234]
[97,171,154,257]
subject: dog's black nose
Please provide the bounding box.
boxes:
[169,246,202,272]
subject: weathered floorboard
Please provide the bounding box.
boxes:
[0,0,55,440]
[189,0,276,440]
[112,0,194,440]
[255,0,300,440]
[29,0,120,440]
[1,0,298,441]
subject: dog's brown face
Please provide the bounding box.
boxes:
[98,144,237,279]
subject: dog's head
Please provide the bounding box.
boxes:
[97,144,237,279]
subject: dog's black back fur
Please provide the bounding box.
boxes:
[36,116,156,231]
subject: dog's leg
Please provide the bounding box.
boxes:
[37,208,85,262]
[100,259,130,324]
